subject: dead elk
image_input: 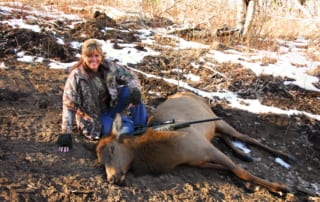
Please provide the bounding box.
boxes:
[96,92,294,194]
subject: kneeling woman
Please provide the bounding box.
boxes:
[57,39,147,152]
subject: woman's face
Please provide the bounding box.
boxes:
[82,50,103,72]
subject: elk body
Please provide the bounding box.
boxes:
[96,92,294,194]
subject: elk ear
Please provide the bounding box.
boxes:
[111,113,123,140]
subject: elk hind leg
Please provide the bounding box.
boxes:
[216,133,253,162]
[216,121,296,163]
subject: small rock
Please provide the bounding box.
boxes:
[285,193,295,201]
[307,196,320,202]
[0,62,8,69]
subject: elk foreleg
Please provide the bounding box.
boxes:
[231,166,288,194]
[207,146,289,194]
[195,162,229,170]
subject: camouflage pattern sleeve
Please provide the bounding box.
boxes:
[61,71,80,134]
[61,109,74,134]
[114,63,142,90]
[103,59,142,106]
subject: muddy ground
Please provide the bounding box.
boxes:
[0,8,320,202]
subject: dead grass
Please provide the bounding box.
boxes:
[307,66,320,77]
[307,37,320,62]
[1,0,319,51]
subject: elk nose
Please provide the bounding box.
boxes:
[120,174,126,183]
[108,175,117,184]
[117,174,126,186]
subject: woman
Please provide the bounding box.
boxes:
[57,39,147,152]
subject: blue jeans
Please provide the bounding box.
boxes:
[100,86,147,136]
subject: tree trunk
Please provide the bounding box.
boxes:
[236,0,256,38]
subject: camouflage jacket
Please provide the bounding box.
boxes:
[61,59,141,138]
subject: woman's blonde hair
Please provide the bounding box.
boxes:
[70,39,105,72]
[81,39,104,58]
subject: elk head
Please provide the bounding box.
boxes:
[96,114,133,185]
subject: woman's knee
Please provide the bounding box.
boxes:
[101,116,113,135]
[119,86,130,99]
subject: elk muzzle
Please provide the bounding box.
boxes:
[105,166,126,185]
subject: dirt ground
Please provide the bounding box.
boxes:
[0,8,320,202]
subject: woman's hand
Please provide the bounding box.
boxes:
[130,87,141,105]
[127,103,133,109]
[58,146,70,153]
[57,133,73,153]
